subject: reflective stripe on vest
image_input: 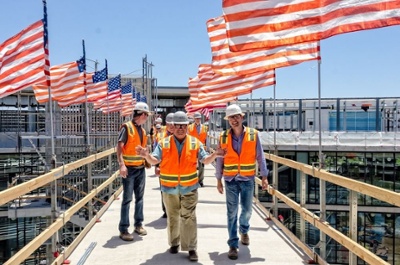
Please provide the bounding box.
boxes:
[159,135,200,187]
[220,127,257,176]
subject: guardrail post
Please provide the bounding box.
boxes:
[300,172,306,243]
[349,190,358,265]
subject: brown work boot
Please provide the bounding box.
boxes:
[134,226,147,236]
[188,250,198,261]
[228,247,238,260]
[240,232,249,245]
[119,231,134,241]
[169,245,179,254]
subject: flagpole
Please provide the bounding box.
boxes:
[82,39,95,221]
[82,40,91,154]
[42,0,60,260]
[317,41,326,259]
[272,81,278,222]
[105,61,111,148]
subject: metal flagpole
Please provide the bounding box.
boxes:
[272,81,278,220]
[42,0,60,260]
[317,41,327,259]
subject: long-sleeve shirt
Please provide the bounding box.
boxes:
[215,127,268,181]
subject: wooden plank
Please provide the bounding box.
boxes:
[0,148,115,205]
[265,153,400,207]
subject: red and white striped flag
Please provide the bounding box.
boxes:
[223,0,400,51]
[207,16,320,76]
[32,60,85,103]
[56,71,108,108]
[0,20,46,98]
[189,64,275,108]
[189,64,237,108]
[185,99,227,121]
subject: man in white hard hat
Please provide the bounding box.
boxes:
[116,102,152,241]
[187,112,208,187]
[215,104,269,260]
[137,111,225,262]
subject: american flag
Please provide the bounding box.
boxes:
[32,58,85,103]
[132,86,137,105]
[100,75,122,114]
[107,74,121,99]
[0,20,46,98]
[56,67,108,107]
[207,16,319,76]
[223,0,400,51]
[87,67,108,102]
[188,64,272,109]
[121,82,133,117]
[140,95,147,103]
[135,91,141,102]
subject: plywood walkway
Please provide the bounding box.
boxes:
[68,164,310,264]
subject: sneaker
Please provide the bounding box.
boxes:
[169,245,179,254]
[240,232,249,245]
[228,247,238,260]
[134,226,147,236]
[119,231,134,241]
[188,250,198,261]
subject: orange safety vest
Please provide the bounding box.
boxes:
[220,127,257,177]
[159,135,200,187]
[155,128,169,144]
[121,121,148,167]
[188,123,207,144]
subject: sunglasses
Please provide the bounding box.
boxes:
[174,124,187,128]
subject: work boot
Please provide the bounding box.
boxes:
[228,247,238,260]
[240,232,249,245]
[134,226,147,236]
[119,231,134,241]
[188,250,198,261]
[169,245,179,254]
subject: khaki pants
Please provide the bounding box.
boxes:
[162,189,198,251]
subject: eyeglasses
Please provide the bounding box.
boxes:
[174,124,187,128]
[228,114,241,120]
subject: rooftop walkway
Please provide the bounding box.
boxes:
[67,164,310,265]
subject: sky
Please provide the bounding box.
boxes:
[1,0,400,100]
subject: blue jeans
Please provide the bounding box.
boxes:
[224,178,254,248]
[119,167,146,233]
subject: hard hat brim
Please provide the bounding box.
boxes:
[173,121,189,125]
[224,112,245,120]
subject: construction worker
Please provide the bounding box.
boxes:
[136,111,225,262]
[116,102,152,241]
[215,104,269,260]
[150,117,163,150]
[187,112,208,187]
[154,112,175,218]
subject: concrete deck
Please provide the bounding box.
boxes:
[67,164,310,264]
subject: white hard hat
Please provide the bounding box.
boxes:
[133,102,152,115]
[165,113,175,124]
[173,111,189,124]
[224,104,244,120]
[155,117,162,123]
[193,112,202,119]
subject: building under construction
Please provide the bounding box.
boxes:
[1,89,400,264]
